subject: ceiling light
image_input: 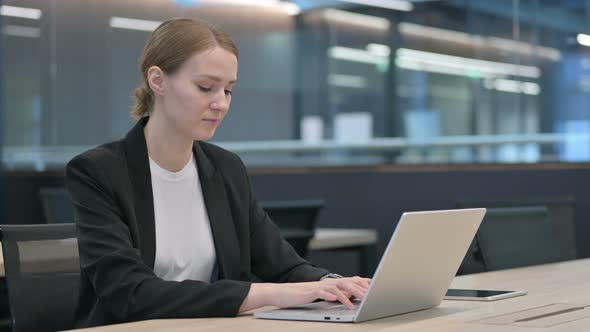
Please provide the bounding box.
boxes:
[323,9,390,31]
[281,3,300,16]
[328,46,389,65]
[399,22,561,61]
[338,0,413,12]
[484,78,540,95]
[109,17,162,32]
[198,0,299,14]
[366,43,391,57]
[327,74,368,89]
[0,5,42,20]
[577,33,590,47]
[3,25,41,38]
[396,48,541,79]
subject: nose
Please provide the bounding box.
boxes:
[210,90,230,113]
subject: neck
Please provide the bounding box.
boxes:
[144,109,193,173]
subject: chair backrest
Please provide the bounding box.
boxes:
[457,197,576,259]
[39,188,76,224]
[455,197,576,274]
[0,224,80,332]
[476,206,562,271]
[261,200,324,258]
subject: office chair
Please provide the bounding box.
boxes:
[456,239,486,275]
[455,197,576,275]
[0,282,11,332]
[39,187,76,224]
[261,200,324,258]
[0,224,80,332]
[476,206,562,271]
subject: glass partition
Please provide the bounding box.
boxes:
[1,0,590,169]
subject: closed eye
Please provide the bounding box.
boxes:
[225,90,233,97]
[198,86,212,93]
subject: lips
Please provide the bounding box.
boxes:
[203,119,220,125]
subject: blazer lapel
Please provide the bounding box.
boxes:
[122,118,241,277]
[193,142,241,280]
[124,117,157,269]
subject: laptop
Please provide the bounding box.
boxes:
[255,208,486,323]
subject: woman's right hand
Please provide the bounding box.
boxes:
[239,276,371,312]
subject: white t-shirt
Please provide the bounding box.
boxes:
[150,155,216,282]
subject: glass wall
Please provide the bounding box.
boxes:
[2,0,590,169]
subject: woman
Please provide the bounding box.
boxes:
[66,17,370,328]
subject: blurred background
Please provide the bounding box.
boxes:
[3,0,590,168]
[1,0,590,276]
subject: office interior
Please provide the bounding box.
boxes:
[1,0,590,330]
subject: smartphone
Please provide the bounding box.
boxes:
[444,288,527,301]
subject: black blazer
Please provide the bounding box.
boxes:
[66,117,329,328]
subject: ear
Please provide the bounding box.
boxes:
[147,66,166,96]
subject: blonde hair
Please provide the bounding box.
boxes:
[131,18,239,119]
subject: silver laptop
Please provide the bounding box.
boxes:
[255,208,486,323]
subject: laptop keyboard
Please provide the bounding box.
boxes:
[303,302,360,316]
[326,304,359,311]
[316,309,356,315]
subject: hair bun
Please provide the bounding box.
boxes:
[131,85,154,119]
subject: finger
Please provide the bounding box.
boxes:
[339,278,369,293]
[339,282,367,300]
[351,276,371,289]
[318,289,352,301]
[328,287,355,310]
[316,289,338,302]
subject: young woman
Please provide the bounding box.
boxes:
[66,18,370,328]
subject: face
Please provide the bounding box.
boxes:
[155,46,238,141]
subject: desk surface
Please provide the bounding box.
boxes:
[69,258,590,332]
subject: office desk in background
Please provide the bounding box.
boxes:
[309,228,378,277]
[67,258,590,332]
[0,228,377,277]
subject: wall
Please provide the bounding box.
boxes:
[250,164,589,276]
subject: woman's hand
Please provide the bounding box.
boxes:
[239,276,371,312]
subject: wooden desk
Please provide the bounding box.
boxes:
[310,228,377,251]
[310,228,378,276]
[68,258,590,332]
